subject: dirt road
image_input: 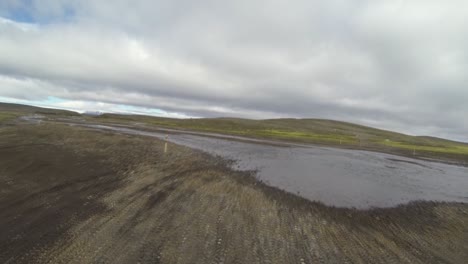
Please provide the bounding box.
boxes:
[1,123,467,263]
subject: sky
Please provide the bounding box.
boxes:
[0,1,467,141]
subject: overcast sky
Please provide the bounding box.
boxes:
[0,1,467,141]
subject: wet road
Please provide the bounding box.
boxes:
[84,124,468,209]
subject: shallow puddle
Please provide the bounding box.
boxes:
[86,124,468,209]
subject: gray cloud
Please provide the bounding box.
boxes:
[0,0,467,141]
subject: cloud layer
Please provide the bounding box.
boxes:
[0,0,467,140]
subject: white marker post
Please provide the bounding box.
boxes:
[164,135,168,153]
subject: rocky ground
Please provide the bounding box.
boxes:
[0,123,467,263]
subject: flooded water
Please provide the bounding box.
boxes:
[85,124,468,209]
[19,115,44,124]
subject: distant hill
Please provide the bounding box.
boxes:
[2,102,467,163]
[0,102,79,116]
[85,113,468,164]
[91,112,467,147]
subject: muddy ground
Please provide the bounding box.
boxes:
[0,123,467,263]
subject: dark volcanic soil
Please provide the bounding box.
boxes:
[0,123,467,263]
